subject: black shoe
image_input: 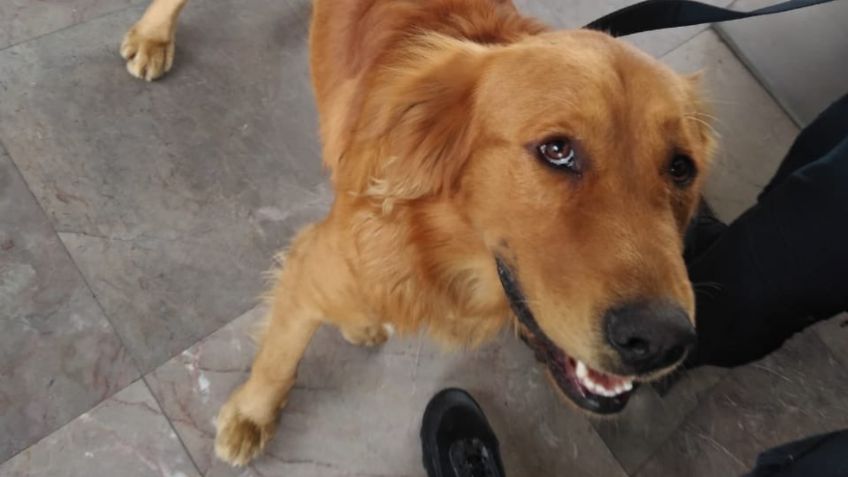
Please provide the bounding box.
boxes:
[420,388,506,477]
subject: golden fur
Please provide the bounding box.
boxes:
[123,0,715,466]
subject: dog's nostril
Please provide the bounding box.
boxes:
[621,337,650,356]
[604,299,695,373]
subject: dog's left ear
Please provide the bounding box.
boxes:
[369,36,489,202]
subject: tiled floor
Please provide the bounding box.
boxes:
[1,1,845,476]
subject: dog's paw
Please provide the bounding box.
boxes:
[342,323,394,347]
[214,399,277,467]
[120,24,175,81]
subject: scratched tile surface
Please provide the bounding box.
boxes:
[0,380,200,477]
[0,145,138,462]
[146,306,628,477]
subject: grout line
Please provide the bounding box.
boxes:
[588,425,632,477]
[141,374,207,476]
[627,372,733,476]
[711,24,805,128]
[0,377,145,466]
[651,0,737,61]
[0,1,146,54]
[0,144,256,467]
[654,23,802,130]
[0,137,146,461]
[0,139,262,468]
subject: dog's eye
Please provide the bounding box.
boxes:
[668,154,696,186]
[536,138,579,172]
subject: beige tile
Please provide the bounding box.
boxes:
[661,29,799,221]
[0,380,200,477]
[514,0,734,57]
[716,0,848,126]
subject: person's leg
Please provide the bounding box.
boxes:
[760,93,848,198]
[744,430,848,477]
[421,388,507,477]
[684,91,848,261]
[684,96,848,367]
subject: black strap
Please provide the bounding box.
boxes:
[585,0,840,37]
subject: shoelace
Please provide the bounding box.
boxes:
[449,438,499,477]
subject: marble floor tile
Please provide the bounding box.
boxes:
[0,0,330,372]
[636,329,848,476]
[0,0,140,50]
[3,1,845,476]
[0,146,138,462]
[0,380,200,477]
[147,306,628,477]
[592,366,727,474]
[716,0,848,126]
[812,312,848,375]
[660,29,800,222]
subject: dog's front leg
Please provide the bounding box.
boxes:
[120,0,188,80]
[214,226,325,467]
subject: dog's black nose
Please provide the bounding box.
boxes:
[604,300,695,374]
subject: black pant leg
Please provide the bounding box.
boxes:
[761,92,848,197]
[744,430,848,477]
[688,136,848,367]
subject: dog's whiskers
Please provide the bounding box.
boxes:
[685,114,720,138]
[692,281,723,299]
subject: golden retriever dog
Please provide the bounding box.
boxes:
[122,0,716,467]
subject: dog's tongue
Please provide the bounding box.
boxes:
[586,366,628,389]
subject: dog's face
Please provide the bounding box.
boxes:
[465,31,714,413]
[371,30,714,414]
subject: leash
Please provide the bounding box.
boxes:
[585,0,841,37]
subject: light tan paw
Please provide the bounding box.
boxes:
[214,399,277,467]
[342,323,394,347]
[120,24,175,81]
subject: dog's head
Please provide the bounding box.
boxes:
[368,30,715,414]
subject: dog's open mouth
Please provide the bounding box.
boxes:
[495,257,635,414]
[519,326,634,414]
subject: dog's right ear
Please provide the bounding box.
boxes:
[362,35,490,205]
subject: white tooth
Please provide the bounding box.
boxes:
[576,361,588,379]
[594,382,613,397]
[623,381,633,392]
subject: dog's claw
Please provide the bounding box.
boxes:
[215,400,277,467]
[120,25,175,81]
